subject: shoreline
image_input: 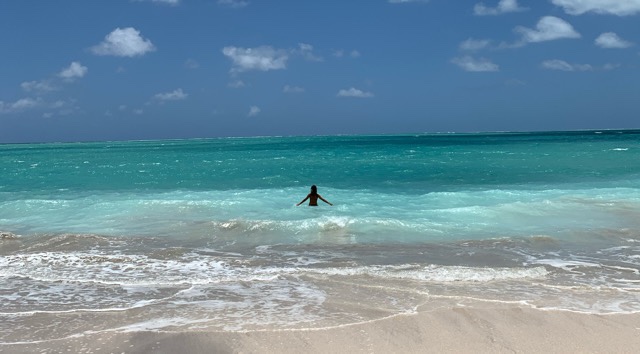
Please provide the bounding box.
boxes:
[4,301,640,354]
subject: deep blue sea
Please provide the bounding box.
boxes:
[1,130,639,343]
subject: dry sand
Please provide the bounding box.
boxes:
[3,301,640,354]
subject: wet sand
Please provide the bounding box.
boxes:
[4,301,639,354]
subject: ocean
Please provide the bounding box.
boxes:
[1,130,639,344]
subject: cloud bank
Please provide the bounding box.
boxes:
[91,27,156,57]
[551,0,640,16]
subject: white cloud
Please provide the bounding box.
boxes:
[134,109,144,115]
[459,38,491,51]
[58,62,88,81]
[21,80,56,93]
[0,98,41,114]
[474,0,527,15]
[91,27,156,57]
[154,88,188,101]
[551,0,640,16]
[541,59,572,71]
[515,16,580,44]
[595,32,634,48]
[283,85,305,93]
[248,106,261,117]
[451,56,499,72]
[218,0,249,8]
[350,50,361,58]
[18,62,86,100]
[296,43,323,62]
[337,88,374,98]
[603,63,621,70]
[541,59,593,71]
[298,43,312,51]
[222,46,288,73]
[14,98,41,110]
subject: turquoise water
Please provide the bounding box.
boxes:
[1,130,640,342]
[3,131,640,193]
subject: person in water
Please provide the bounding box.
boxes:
[297,185,333,206]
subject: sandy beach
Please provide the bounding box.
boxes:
[4,300,639,354]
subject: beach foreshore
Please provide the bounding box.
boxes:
[4,301,639,354]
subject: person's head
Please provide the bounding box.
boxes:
[310,185,317,194]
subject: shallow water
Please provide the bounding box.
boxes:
[1,130,639,343]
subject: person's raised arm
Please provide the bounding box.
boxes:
[296,195,310,206]
[318,195,333,206]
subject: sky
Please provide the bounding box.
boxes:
[1,0,639,143]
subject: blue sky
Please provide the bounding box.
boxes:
[1,0,639,143]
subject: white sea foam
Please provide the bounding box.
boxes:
[529,259,601,271]
[299,264,549,282]
[114,317,212,332]
[0,245,554,319]
[0,252,238,286]
[0,231,18,239]
[4,250,548,285]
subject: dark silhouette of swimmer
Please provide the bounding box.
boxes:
[297,185,332,206]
